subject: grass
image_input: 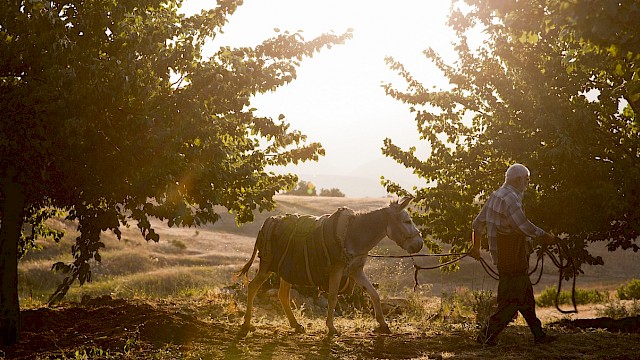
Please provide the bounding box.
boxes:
[63,265,234,300]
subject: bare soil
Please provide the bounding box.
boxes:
[2,296,640,359]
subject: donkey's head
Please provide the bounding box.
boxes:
[385,197,423,254]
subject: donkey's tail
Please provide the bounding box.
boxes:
[235,242,258,283]
[235,217,275,282]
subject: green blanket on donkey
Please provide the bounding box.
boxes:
[259,208,352,292]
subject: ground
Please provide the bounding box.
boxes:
[2,296,640,359]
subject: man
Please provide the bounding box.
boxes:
[470,163,557,346]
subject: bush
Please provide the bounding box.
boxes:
[617,279,640,300]
[471,290,495,329]
[168,239,187,250]
[437,287,495,325]
[536,286,609,307]
[319,188,346,197]
[598,300,640,319]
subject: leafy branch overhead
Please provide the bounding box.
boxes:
[382,0,639,271]
[0,0,352,302]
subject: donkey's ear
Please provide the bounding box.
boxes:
[398,196,413,210]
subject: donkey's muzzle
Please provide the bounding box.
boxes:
[406,237,424,254]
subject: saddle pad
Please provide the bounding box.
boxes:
[261,209,352,291]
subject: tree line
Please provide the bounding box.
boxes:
[284,181,346,197]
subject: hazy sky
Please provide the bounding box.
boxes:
[183,1,460,196]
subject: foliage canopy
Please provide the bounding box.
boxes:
[0,0,351,303]
[382,0,639,272]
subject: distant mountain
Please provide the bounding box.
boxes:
[295,157,423,198]
[292,173,386,198]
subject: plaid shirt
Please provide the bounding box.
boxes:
[472,184,545,264]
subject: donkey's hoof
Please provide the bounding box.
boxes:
[238,324,255,337]
[374,324,391,334]
[292,323,306,333]
[293,324,306,334]
[327,328,340,337]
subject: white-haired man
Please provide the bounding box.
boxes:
[470,163,557,346]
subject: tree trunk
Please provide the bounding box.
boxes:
[0,167,25,347]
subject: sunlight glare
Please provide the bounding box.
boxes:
[179,0,476,196]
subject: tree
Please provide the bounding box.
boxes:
[0,0,351,346]
[320,188,346,197]
[382,0,638,270]
[284,180,318,196]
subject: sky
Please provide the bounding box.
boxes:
[182,1,460,197]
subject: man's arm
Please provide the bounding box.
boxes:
[470,230,482,260]
[508,201,556,244]
[470,207,487,260]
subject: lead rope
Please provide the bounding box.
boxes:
[370,252,470,290]
[542,240,578,314]
[370,240,578,313]
[470,242,578,314]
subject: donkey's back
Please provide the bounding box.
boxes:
[238,208,351,291]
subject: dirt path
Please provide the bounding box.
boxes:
[3,297,640,359]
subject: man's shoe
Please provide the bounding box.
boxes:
[534,334,557,345]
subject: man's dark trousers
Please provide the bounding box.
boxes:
[484,233,545,340]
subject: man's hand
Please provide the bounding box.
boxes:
[470,230,482,260]
[469,246,481,260]
[539,232,557,246]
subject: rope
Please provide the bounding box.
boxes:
[369,239,579,313]
[547,240,578,314]
[369,252,472,290]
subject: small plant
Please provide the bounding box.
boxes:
[168,239,187,250]
[72,346,114,359]
[471,290,495,329]
[616,279,640,300]
[597,299,640,319]
[535,286,609,307]
[123,326,141,355]
[437,287,475,323]
[400,285,438,324]
[339,285,372,315]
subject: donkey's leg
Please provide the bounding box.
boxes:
[351,268,391,333]
[326,264,344,336]
[240,267,271,336]
[278,278,305,333]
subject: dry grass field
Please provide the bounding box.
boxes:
[6,195,640,359]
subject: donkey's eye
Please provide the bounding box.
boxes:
[403,220,412,225]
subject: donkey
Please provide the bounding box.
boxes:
[237,197,423,336]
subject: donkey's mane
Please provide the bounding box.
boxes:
[352,206,388,217]
[350,199,402,217]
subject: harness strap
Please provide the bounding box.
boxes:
[319,216,332,266]
[339,277,352,293]
[303,236,316,286]
[277,222,299,273]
